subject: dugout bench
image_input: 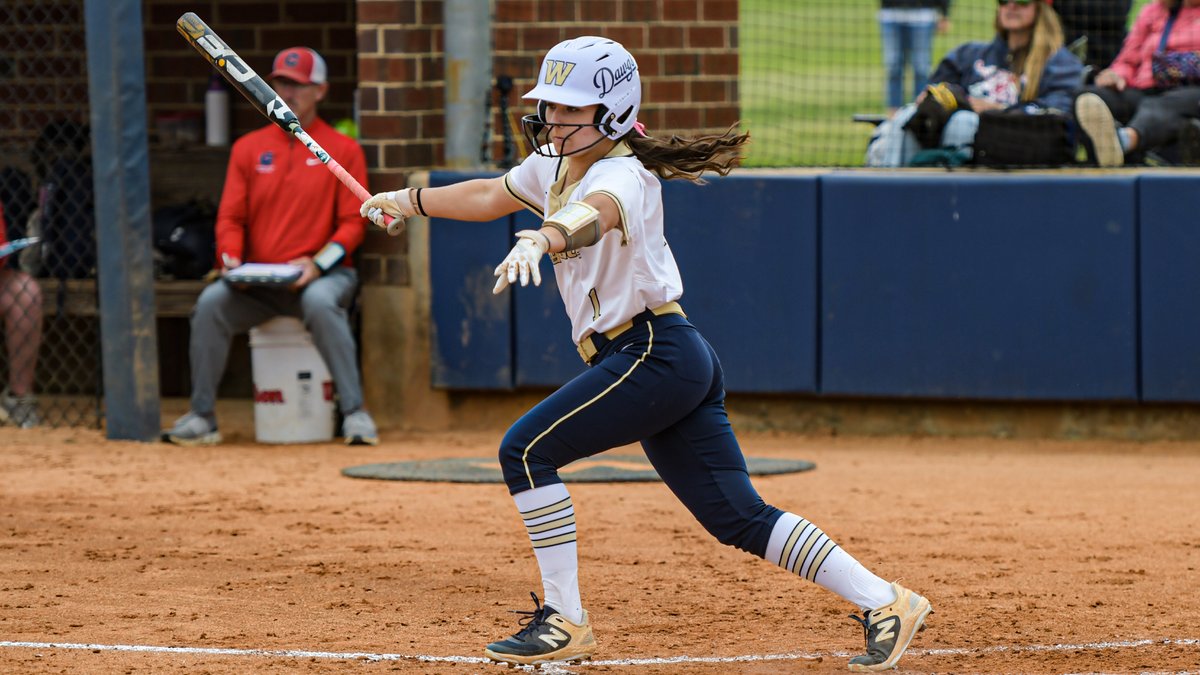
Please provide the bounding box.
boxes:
[39,278,206,318]
[35,277,254,397]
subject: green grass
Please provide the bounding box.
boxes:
[739,0,1151,167]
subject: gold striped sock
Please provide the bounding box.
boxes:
[777,516,840,582]
[521,495,576,549]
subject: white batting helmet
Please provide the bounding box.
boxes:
[523,36,641,141]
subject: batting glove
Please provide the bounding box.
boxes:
[492,231,549,294]
[360,189,419,234]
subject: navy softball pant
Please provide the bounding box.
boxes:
[498,312,785,558]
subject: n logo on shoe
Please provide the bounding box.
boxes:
[538,626,569,648]
[874,617,898,643]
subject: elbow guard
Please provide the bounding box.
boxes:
[544,201,601,251]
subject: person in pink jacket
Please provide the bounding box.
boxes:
[1074,0,1200,165]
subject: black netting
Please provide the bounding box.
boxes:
[742,0,1171,168]
[1,0,101,429]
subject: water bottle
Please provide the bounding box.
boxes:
[205,74,230,146]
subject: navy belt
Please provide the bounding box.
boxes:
[576,301,686,364]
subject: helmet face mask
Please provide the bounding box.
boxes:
[520,103,613,158]
[522,36,641,157]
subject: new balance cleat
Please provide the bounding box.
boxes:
[484,592,596,666]
[848,582,932,671]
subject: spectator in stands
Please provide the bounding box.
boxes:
[0,200,43,428]
[162,46,378,446]
[879,0,953,116]
[1073,0,1200,167]
[867,0,1083,167]
[1055,0,1134,70]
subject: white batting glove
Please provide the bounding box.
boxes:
[360,189,418,232]
[492,231,549,294]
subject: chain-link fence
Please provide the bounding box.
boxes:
[0,1,102,429]
[742,0,1164,168]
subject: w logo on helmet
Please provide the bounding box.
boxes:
[543,60,576,86]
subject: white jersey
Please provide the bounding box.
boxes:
[504,143,684,345]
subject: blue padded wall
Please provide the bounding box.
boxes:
[821,174,1138,400]
[513,208,583,387]
[508,174,819,392]
[428,172,514,389]
[1139,175,1200,402]
[665,175,819,392]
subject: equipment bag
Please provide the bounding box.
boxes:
[972,108,1074,167]
[38,157,97,279]
[152,199,217,280]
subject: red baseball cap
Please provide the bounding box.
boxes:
[270,47,327,85]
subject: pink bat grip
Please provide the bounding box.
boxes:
[291,127,404,236]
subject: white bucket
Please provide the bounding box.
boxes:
[248,317,335,443]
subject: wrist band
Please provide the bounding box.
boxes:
[313,242,346,273]
[414,188,428,216]
[407,187,428,217]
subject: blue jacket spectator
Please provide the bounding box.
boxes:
[928,36,1087,113]
[867,0,1084,167]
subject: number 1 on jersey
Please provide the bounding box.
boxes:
[588,288,601,320]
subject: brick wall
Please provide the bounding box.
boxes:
[0,2,89,171]
[359,0,740,186]
[356,0,740,285]
[142,0,358,146]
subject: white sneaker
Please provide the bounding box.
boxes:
[0,391,40,428]
[1074,93,1124,167]
[342,410,378,446]
[162,411,221,446]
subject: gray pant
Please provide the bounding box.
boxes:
[188,267,363,418]
[1082,84,1200,152]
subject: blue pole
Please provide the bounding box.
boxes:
[83,0,161,440]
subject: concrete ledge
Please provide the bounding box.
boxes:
[723,395,1200,441]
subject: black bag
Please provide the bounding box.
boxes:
[152,199,216,280]
[904,83,971,149]
[972,108,1074,167]
[38,157,97,279]
[29,120,96,279]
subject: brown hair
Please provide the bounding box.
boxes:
[995,0,1066,102]
[625,124,751,183]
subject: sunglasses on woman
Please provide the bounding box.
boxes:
[997,0,1035,6]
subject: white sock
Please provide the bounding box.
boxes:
[512,483,584,624]
[765,512,896,611]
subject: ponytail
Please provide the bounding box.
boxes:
[625,124,751,182]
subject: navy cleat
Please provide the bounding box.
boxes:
[484,592,596,666]
[848,582,932,671]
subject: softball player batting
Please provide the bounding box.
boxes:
[361,36,931,670]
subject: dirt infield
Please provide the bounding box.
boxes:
[1,422,1197,674]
